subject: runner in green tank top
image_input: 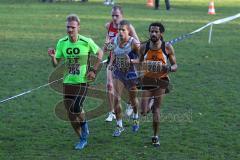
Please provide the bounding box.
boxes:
[48,14,103,150]
[55,34,100,84]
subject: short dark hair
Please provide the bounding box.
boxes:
[119,19,130,27]
[148,22,165,33]
[112,5,123,15]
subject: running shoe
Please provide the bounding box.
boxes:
[152,136,160,147]
[105,112,116,122]
[75,138,87,150]
[112,126,124,137]
[132,119,139,132]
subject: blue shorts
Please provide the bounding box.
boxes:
[113,68,139,90]
[113,51,139,89]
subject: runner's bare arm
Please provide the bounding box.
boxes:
[130,38,140,64]
[48,48,61,67]
[129,24,140,44]
[107,49,115,71]
[137,43,147,72]
[166,44,177,72]
[103,22,111,53]
[87,48,103,80]
[139,44,146,62]
[94,48,104,71]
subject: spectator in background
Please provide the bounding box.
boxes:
[41,0,54,2]
[155,0,170,10]
[41,0,88,2]
[104,0,115,6]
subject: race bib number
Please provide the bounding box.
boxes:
[66,58,81,75]
[115,55,130,71]
[68,64,80,75]
[147,61,162,72]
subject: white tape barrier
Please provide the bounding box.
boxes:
[168,13,240,45]
[193,13,240,44]
[0,59,108,104]
[1,13,239,104]
[0,78,63,104]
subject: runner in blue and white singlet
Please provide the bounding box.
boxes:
[109,20,140,137]
[103,6,140,122]
[112,36,139,88]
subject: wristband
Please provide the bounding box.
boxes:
[168,66,172,72]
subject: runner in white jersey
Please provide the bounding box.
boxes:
[103,5,140,122]
[108,20,140,137]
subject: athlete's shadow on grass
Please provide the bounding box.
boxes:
[48,55,172,121]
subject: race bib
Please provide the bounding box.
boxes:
[68,64,80,75]
[66,58,81,75]
[147,61,162,72]
[115,55,130,71]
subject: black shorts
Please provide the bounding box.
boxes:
[139,77,170,92]
[63,83,88,114]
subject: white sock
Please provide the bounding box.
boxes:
[117,119,123,128]
[110,111,115,114]
[133,113,139,119]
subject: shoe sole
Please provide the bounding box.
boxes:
[75,143,87,150]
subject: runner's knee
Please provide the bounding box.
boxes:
[107,83,113,91]
[65,96,84,114]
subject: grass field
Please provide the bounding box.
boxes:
[0,0,240,159]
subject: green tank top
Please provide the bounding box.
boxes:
[55,34,99,84]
